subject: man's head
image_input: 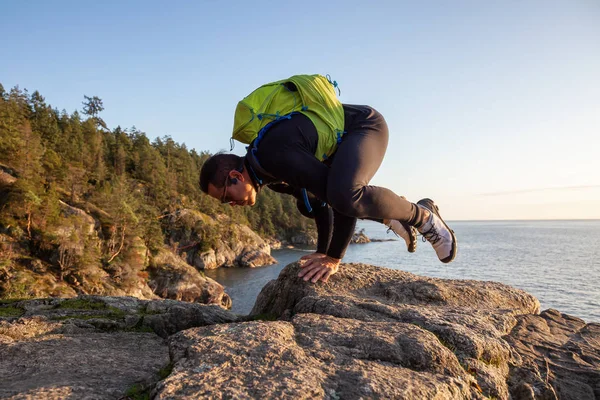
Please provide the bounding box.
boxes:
[199,153,258,206]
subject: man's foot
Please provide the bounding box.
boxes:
[416,198,457,263]
[385,219,417,253]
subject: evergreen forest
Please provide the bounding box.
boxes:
[0,83,313,300]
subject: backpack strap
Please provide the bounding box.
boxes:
[245,140,277,189]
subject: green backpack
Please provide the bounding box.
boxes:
[231,74,345,161]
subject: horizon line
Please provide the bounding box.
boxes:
[445,218,600,222]
[480,185,600,196]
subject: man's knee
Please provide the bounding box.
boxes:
[327,187,365,218]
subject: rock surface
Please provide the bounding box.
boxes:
[168,209,276,269]
[505,309,600,399]
[148,251,232,309]
[0,164,17,187]
[351,228,371,244]
[1,330,167,400]
[2,263,599,400]
[0,295,237,399]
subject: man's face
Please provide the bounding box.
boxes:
[207,170,257,207]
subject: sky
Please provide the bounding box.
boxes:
[1,0,599,220]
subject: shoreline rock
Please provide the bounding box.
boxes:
[0,295,237,399]
[2,263,599,399]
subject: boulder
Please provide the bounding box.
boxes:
[148,251,232,309]
[505,309,600,399]
[267,237,282,250]
[158,262,539,399]
[237,247,277,268]
[156,316,478,399]
[0,164,18,188]
[57,200,98,237]
[245,262,599,400]
[191,248,217,270]
[351,228,371,244]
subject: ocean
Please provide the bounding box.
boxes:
[205,220,600,322]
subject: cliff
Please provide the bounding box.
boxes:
[1,196,275,307]
[1,263,598,399]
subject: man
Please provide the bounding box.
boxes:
[200,81,457,284]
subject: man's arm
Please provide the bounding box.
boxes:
[326,210,357,260]
[308,198,333,255]
[267,183,333,254]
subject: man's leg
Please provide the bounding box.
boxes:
[327,107,456,262]
[326,107,424,224]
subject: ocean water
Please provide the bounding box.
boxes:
[205,220,600,322]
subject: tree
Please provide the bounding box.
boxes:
[82,95,104,117]
[29,91,61,149]
[82,95,107,129]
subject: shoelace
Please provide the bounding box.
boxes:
[386,226,398,237]
[421,226,442,245]
[387,223,411,240]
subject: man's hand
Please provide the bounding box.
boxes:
[298,255,340,283]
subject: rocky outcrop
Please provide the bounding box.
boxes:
[351,228,371,244]
[56,200,98,237]
[147,251,232,309]
[505,309,600,399]
[0,164,17,187]
[289,232,318,246]
[2,264,599,399]
[158,263,598,399]
[167,209,276,269]
[1,202,237,308]
[0,296,237,399]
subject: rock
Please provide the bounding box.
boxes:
[267,238,282,249]
[148,251,232,309]
[168,209,276,269]
[351,228,371,244]
[3,264,599,399]
[0,330,168,399]
[505,309,600,400]
[290,232,317,246]
[192,248,217,270]
[155,316,477,399]
[237,247,277,268]
[0,295,238,399]
[57,200,98,237]
[0,295,237,338]
[0,164,18,188]
[250,262,543,399]
[0,171,17,187]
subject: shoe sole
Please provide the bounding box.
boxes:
[398,196,417,253]
[401,221,417,253]
[417,198,457,263]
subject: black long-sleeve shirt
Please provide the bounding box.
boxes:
[266,183,333,254]
[247,105,368,259]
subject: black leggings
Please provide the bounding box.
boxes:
[328,106,423,223]
[257,105,425,258]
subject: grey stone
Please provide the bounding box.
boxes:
[2,263,599,400]
[0,330,168,400]
[148,251,232,309]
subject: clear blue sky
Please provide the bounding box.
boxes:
[2,0,599,220]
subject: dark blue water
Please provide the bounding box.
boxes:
[205,220,600,322]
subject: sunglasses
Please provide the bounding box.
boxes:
[220,165,244,204]
[220,175,231,204]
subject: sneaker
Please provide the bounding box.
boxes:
[416,198,457,263]
[386,219,417,253]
